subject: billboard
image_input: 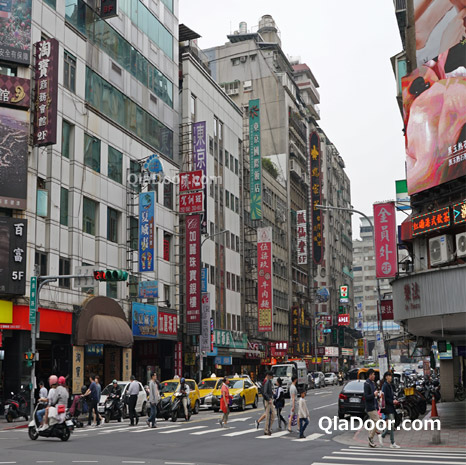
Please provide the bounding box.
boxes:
[249,99,262,220]
[0,0,31,65]
[193,121,207,233]
[200,293,210,352]
[138,192,155,272]
[186,214,201,334]
[402,41,466,195]
[158,310,178,339]
[257,227,272,332]
[296,210,307,265]
[310,131,322,264]
[0,75,30,109]
[373,202,398,279]
[414,0,466,65]
[0,107,28,209]
[132,302,158,338]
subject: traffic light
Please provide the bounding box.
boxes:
[24,352,34,367]
[93,270,129,281]
[338,328,345,347]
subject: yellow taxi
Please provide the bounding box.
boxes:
[159,378,201,414]
[198,377,222,409]
[212,375,259,412]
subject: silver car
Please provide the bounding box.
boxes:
[324,372,338,386]
[311,372,326,388]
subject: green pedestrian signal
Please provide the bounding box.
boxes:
[93,270,129,281]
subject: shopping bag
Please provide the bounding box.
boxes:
[288,413,297,426]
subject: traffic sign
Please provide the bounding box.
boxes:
[29,277,37,325]
[73,266,96,288]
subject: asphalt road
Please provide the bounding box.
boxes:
[1,384,465,465]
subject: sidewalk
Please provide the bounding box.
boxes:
[335,400,466,449]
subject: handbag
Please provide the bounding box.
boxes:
[228,395,233,407]
[288,413,297,426]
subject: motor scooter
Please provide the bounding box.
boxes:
[338,374,344,386]
[28,401,74,441]
[157,396,172,421]
[4,387,29,422]
[170,392,191,422]
[103,394,123,423]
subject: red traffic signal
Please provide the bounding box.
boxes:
[93,270,129,281]
[94,270,106,281]
[23,352,34,360]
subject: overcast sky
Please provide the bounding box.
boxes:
[180,1,407,238]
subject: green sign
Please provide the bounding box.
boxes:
[214,330,248,349]
[29,276,37,325]
[249,99,262,220]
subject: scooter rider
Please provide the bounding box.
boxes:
[109,380,122,417]
[175,378,190,420]
[37,375,58,430]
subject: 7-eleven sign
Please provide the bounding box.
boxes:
[340,285,349,303]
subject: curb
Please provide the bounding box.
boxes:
[1,424,28,431]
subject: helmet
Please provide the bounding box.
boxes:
[58,376,66,386]
[112,379,118,384]
[49,375,58,386]
[180,377,185,384]
[81,385,87,394]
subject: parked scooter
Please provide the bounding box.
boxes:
[157,396,172,421]
[170,392,191,422]
[28,401,74,441]
[4,388,29,422]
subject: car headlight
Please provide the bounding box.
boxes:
[233,394,241,400]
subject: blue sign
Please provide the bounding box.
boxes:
[207,347,218,357]
[323,329,332,334]
[316,287,330,303]
[132,302,158,338]
[201,268,207,293]
[144,153,164,175]
[86,344,104,356]
[214,356,232,365]
[139,192,155,272]
[138,280,158,298]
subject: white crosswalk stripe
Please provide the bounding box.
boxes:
[159,425,207,434]
[256,430,290,439]
[222,427,259,437]
[291,433,324,442]
[191,427,232,435]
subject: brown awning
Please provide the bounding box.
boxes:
[86,315,133,348]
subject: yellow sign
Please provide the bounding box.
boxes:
[310,357,322,363]
[0,300,13,324]
[184,353,196,366]
[358,348,364,356]
[122,348,132,381]
[358,339,364,348]
[72,346,84,395]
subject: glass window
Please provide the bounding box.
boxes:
[108,146,122,183]
[0,64,17,76]
[84,133,101,173]
[230,193,235,211]
[60,187,69,226]
[236,236,239,252]
[163,182,173,210]
[130,217,138,250]
[59,258,70,288]
[107,207,119,243]
[225,150,229,168]
[107,281,118,298]
[44,0,56,8]
[62,120,73,159]
[190,94,196,122]
[129,160,141,192]
[64,51,76,93]
[227,272,230,289]
[230,154,234,171]
[235,158,239,175]
[236,275,240,292]
[83,197,97,235]
[235,196,239,214]
[35,251,48,276]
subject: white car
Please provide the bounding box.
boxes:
[324,372,338,386]
[98,381,147,418]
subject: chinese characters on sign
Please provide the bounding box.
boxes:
[33,38,59,146]
[179,170,203,192]
[72,346,84,395]
[381,299,394,320]
[186,215,201,334]
[404,281,421,311]
[158,310,178,338]
[174,342,182,378]
[453,201,466,225]
[310,131,322,264]
[249,99,262,220]
[179,192,204,214]
[373,202,397,279]
[122,348,132,381]
[200,293,211,352]
[132,303,158,338]
[138,192,155,272]
[412,207,450,236]
[338,314,350,326]
[291,306,299,345]
[296,210,307,265]
[257,227,272,332]
[270,341,288,357]
[85,344,103,356]
[193,121,207,233]
[294,341,310,357]
[138,280,158,298]
[0,75,30,108]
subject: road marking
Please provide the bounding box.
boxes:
[130,425,181,433]
[313,402,337,410]
[71,462,100,464]
[322,456,466,464]
[223,428,259,437]
[292,433,324,442]
[191,427,231,435]
[36,462,55,464]
[348,446,466,455]
[228,417,251,423]
[256,430,289,439]
[159,425,207,434]
[335,451,466,460]
[165,462,196,465]
[0,462,16,464]
[121,462,146,464]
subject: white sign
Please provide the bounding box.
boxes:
[200,293,211,352]
[325,346,339,357]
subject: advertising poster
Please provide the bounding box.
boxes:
[200,293,210,352]
[122,348,132,381]
[402,41,466,195]
[296,210,307,265]
[0,0,31,65]
[373,202,397,279]
[186,214,201,333]
[138,280,158,298]
[158,310,177,338]
[257,227,272,332]
[310,131,322,264]
[193,121,207,233]
[138,191,155,272]
[249,99,262,220]
[132,302,158,338]
[0,75,30,108]
[72,346,84,395]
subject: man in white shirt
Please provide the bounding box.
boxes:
[127,375,140,426]
[287,375,298,432]
[39,381,47,399]
[175,378,190,420]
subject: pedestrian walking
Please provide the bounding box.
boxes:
[38,381,47,399]
[127,375,140,426]
[84,374,101,427]
[219,377,230,428]
[255,374,268,429]
[262,371,275,436]
[94,375,102,426]
[147,372,160,428]
[298,390,310,439]
[364,368,380,448]
[274,378,286,429]
[287,375,298,432]
[379,371,401,449]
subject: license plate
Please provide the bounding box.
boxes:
[98,406,104,412]
[350,397,361,403]
[65,420,73,426]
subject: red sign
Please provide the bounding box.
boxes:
[270,341,288,357]
[373,202,398,279]
[412,207,450,236]
[0,75,30,109]
[33,38,59,146]
[338,314,350,326]
[257,227,273,332]
[179,170,203,192]
[186,214,201,327]
[174,342,182,378]
[381,300,394,320]
[180,192,204,214]
[319,315,332,325]
[158,311,178,336]
[310,131,322,264]
[163,239,170,261]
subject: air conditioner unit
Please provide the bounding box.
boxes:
[456,232,466,258]
[429,234,454,266]
[226,88,239,96]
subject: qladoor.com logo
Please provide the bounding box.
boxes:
[318,416,441,434]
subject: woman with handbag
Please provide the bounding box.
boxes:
[379,371,401,449]
[274,378,286,429]
[219,377,231,428]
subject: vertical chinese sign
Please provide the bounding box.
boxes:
[296,210,307,265]
[122,348,132,381]
[72,346,84,395]
[174,342,183,378]
[33,38,59,146]
[249,99,262,220]
[200,293,211,352]
[193,121,207,234]
[310,131,322,264]
[257,227,272,332]
[291,306,299,353]
[138,191,155,272]
[373,202,397,279]
[186,214,201,334]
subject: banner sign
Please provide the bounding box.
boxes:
[180,170,203,192]
[249,99,262,220]
[179,191,203,214]
[373,202,397,279]
[213,329,248,349]
[296,210,307,265]
[138,280,158,298]
[412,207,450,236]
[453,201,466,225]
[132,302,158,338]
[325,346,339,357]
[338,314,350,326]
[85,344,103,356]
[0,75,30,109]
[214,356,232,365]
[186,214,201,333]
[33,38,59,146]
[100,0,118,19]
[122,348,132,381]
[0,0,31,65]
[291,306,299,345]
[174,342,182,378]
[270,341,288,357]
[201,267,207,293]
[72,346,84,395]
[257,227,272,332]
[138,191,155,272]
[395,179,410,211]
[341,348,353,356]
[310,131,322,264]
[381,299,394,321]
[200,293,211,352]
[158,310,178,338]
[193,121,207,233]
[339,285,349,303]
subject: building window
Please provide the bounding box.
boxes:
[209,137,213,155]
[163,182,173,209]
[229,154,234,171]
[84,133,101,173]
[210,265,215,284]
[59,258,70,288]
[236,315,241,331]
[130,217,138,250]
[235,158,239,175]
[210,180,214,198]
[107,207,119,243]
[163,233,171,261]
[107,281,118,299]
[44,0,56,8]
[60,187,69,226]
[227,272,230,289]
[83,197,97,235]
[129,275,138,299]
[61,120,73,159]
[236,236,239,252]
[164,284,171,307]
[244,80,252,91]
[225,231,230,248]
[129,160,141,193]
[190,94,196,122]
[231,274,235,291]
[235,196,239,214]
[64,51,76,93]
[108,146,123,184]
[35,251,48,276]
[225,150,229,168]
[236,275,240,292]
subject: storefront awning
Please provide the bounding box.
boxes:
[86,315,133,347]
